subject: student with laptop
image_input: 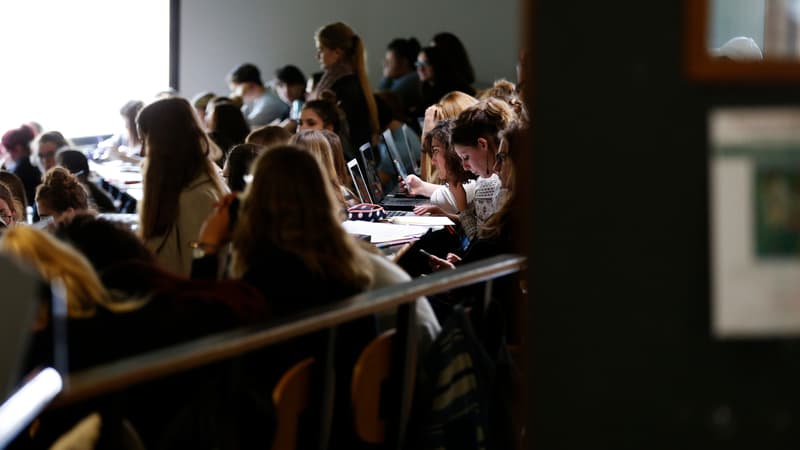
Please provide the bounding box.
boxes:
[402,120,477,219]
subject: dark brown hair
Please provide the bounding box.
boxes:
[136,97,226,239]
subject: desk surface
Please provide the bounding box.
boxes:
[89,160,143,201]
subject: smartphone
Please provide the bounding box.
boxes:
[418,248,435,258]
[290,99,304,120]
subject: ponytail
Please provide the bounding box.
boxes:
[351,35,380,138]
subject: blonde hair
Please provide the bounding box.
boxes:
[0,226,109,318]
[315,22,380,138]
[290,130,347,206]
[433,91,479,121]
[231,145,372,289]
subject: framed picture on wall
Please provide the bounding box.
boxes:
[711,107,800,337]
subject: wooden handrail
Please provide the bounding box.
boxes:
[52,254,526,407]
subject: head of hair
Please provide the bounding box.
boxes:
[246,125,291,148]
[120,100,145,146]
[191,92,216,111]
[0,182,18,225]
[0,226,108,319]
[479,123,527,240]
[37,131,70,149]
[225,143,262,192]
[422,120,472,185]
[289,130,346,206]
[432,91,479,121]
[302,99,343,134]
[136,97,226,239]
[275,65,307,86]
[317,129,351,187]
[231,145,372,288]
[0,171,28,219]
[431,32,476,85]
[478,79,527,123]
[55,149,90,180]
[55,212,155,274]
[207,102,250,145]
[387,37,421,71]
[315,22,379,136]
[1,125,36,153]
[228,63,263,86]
[451,98,516,149]
[36,166,89,214]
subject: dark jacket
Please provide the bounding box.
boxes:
[12,156,42,207]
[332,74,374,149]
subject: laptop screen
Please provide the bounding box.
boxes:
[357,143,384,202]
[347,158,373,204]
[382,129,409,183]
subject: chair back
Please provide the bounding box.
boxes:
[272,357,314,450]
[351,329,395,444]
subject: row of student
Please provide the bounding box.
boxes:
[0,111,442,446]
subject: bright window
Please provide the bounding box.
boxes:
[0,1,170,139]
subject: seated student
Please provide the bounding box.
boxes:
[449,98,516,240]
[55,149,117,213]
[299,97,358,163]
[206,101,251,167]
[378,37,423,119]
[223,143,262,192]
[478,79,528,125]
[227,62,289,127]
[191,91,216,128]
[318,129,352,190]
[290,130,356,207]
[419,91,479,181]
[403,120,477,218]
[0,171,27,223]
[95,100,145,162]
[33,131,71,173]
[1,124,41,208]
[35,167,91,223]
[192,144,439,344]
[273,65,307,133]
[0,182,19,229]
[427,123,524,271]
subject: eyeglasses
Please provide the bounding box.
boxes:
[415,60,430,68]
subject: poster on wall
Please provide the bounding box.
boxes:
[711,107,800,337]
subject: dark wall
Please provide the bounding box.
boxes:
[527,1,800,448]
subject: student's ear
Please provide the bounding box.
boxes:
[477,137,488,151]
[324,124,335,132]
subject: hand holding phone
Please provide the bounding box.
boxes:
[418,248,435,258]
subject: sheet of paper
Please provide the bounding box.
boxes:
[388,215,454,226]
[342,220,431,243]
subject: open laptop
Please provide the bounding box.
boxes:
[398,124,421,175]
[357,142,429,212]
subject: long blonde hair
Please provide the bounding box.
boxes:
[290,130,347,206]
[231,145,372,289]
[315,22,380,138]
[0,226,108,318]
[137,97,226,239]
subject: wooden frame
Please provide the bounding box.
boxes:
[685,0,800,82]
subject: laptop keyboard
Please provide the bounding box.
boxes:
[386,210,412,217]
